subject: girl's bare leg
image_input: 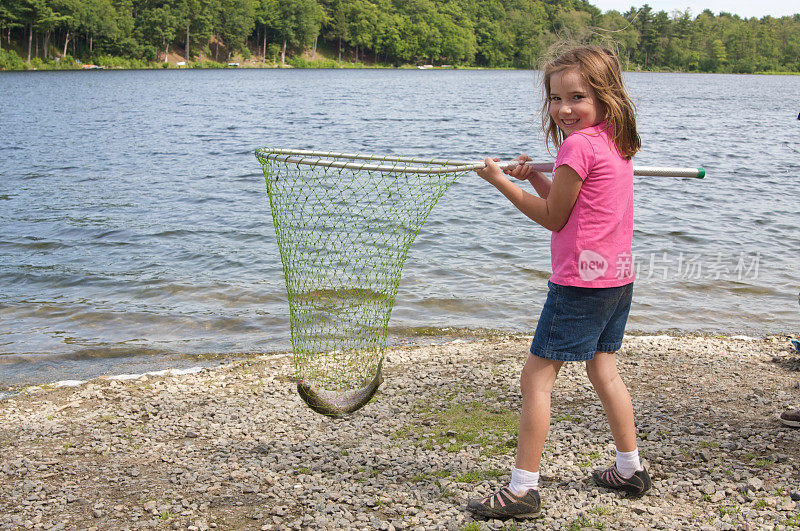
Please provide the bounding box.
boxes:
[585,351,637,452]
[515,354,563,472]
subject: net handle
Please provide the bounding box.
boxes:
[491,161,705,178]
[255,148,705,178]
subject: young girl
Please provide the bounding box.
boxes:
[467,45,650,520]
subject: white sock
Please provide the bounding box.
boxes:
[509,467,539,496]
[616,448,642,478]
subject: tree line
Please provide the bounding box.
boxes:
[0,0,798,73]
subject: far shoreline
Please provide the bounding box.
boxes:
[2,62,799,76]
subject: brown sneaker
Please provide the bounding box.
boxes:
[466,486,541,520]
[780,409,800,428]
[592,465,651,497]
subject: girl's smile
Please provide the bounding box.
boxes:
[548,69,602,135]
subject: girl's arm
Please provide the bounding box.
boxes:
[526,172,553,199]
[478,158,582,232]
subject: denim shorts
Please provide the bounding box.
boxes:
[530,281,634,362]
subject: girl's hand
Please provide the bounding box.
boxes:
[507,154,549,186]
[505,154,535,180]
[475,157,504,183]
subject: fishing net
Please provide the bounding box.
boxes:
[254,149,703,417]
[255,149,477,417]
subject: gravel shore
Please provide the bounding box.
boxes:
[1,334,799,530]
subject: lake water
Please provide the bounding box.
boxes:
[1,69,798,389]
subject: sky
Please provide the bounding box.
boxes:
[588,0,799,18]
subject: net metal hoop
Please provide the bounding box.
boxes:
[255,148,487,174]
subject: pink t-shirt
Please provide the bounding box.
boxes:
[550,121,634,288]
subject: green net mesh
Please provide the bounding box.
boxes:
[255,149,469,417]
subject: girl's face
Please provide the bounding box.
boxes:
[548,69,603,135]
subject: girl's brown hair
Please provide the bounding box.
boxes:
[541,45,640,159]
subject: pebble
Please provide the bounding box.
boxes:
[0,335,798,529]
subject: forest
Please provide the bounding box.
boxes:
[0,0,798,73]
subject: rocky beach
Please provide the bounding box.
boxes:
[1,334,799,530]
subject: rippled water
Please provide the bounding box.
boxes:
[1,69,798,388]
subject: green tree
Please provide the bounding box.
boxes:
[217,0,256,60]
[474,19,513,67]
[598,10,638,66]
[75,0,118,55]
[272,0,324,65]
[136,2,180,61]
[0,0,24,51]
[327,0,349,62]
[508,2,546,67]
[632,4,657,67]
[33,0,72,59]
[374,11,408,64]
[103,0,140,58]
[553,9,591,41]
[648,10,671,66]
[344,0,377,62]
[711,38,727,69]
[398,0,442,62]
[176,0,194,59]
[255,0,280,61]
[13,0,51,62]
